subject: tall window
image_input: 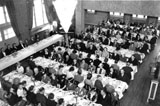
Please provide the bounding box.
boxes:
[114,12,120,16]
[0,32,2,41]
[0,7,6,24]
[137,15,144,19]
[0,6,16,41]
[133,14,137,18]
[33,0,48,28]
[4,27,15,39]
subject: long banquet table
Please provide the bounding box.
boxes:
[0,34,63,71]
[33,57,129,99]
[54,46,137,80]
[3,71,102,106]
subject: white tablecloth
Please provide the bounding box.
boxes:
[33,57,129,99]
[0,34,63,71]
[3,71,101,106]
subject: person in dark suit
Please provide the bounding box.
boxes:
[0,47,7,59]
[63,54,72,65]
[112,52,120,62]
[87,43,97,54]
[85,54,93,65]
[36,87,47,106]
[93,55,102,69]
[43,48,50,59]
[128,55,138,66]
[4,44,11,55]
[46,93,57,106]
[11,43,18,53]
[103,58,110,76]
[26,85,37,105]
[24,39,29,47]
[29,37,35,45]
[97,89,112,106]
[103,37,110,45]
[17,40,25,50]
[118,69,131,84]
[79,40,86,52]
[150,35,157,50]
[122,62,133,78]
[140,42,149,54]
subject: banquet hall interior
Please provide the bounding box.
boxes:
[0,0,160,106]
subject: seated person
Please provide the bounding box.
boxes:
[11,43,18,53]
[79,40,86,51]
[97,89,112,106]
[96,63,106,75]
[84,73,94,91]
[94,75,103,91]
[72,59,80,67]
[26,86,37,105]
[63,54,72,65]
[74,68,84,84]
[111,60,120,72]
[16,62,24,74]
[87,43,97,54]
[46,93,57,106]
[34,67,44,81]
[0,47,7,59]
[128,55,138,66]
[36,87,47,106]
[4,44,11,55]
[66,66,75,80]
[70,50,78,60]
[111,51,120,62]
[43,48,50,59]
[80,59,89,70]
[87,88,98,103]
[41,73,51,84]
[17,40,25,50]
[140,41,150,54]
[118,69,131,84]
[122,62,133,79]
[102,47,109,58]
[56,98,64,106]
[50,73,58,87]
[93,55,102,69]
[85,54,93,65]
[25,66,33,77]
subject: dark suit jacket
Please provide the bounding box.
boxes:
[36,93,47,106]
[0,52,6,59]
[46,99,57,106]
[17,43,25,50]
[118,73,131,84]
[93,59,101,68]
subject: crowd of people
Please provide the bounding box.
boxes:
[0,19,159,106]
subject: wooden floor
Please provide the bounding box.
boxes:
[120,38,160,106]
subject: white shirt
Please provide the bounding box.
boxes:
[17,89,25,97]
[17,66,24,73]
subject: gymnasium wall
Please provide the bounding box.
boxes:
[76,0,160,33]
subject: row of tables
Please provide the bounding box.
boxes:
[71,38,145,59]
[4,71,101,106]
[33,56,128,99]
[54,46,137,80]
